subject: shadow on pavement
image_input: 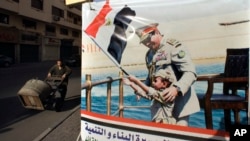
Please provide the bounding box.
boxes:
[0,94,80,133]
[62,95,81,111]
[0,96,42,131]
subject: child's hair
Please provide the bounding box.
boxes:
[153,69,175,87]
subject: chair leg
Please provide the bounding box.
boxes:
[247,109,249,124]
[204,106,213,129]
[224,109,231,131]
[233,109,240,124]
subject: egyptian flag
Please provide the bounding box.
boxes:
[83,0,136,67]
[84,0,112,38]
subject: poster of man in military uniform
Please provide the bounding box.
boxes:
[80,0,249,140]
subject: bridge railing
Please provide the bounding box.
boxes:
[81,72,150,117]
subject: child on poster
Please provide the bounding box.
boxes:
[123,69,176,124]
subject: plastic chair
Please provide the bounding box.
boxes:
[197,48,249,131]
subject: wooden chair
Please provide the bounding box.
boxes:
[197,48,249,131]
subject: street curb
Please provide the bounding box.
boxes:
[33,105,80,141]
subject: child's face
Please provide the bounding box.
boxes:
[152,77,169,90]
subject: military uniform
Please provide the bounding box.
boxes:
[146,37,200,119]
[150,69,176,124]
[150,88,176,124]
[136,23,200,120]
[134,69,177,124]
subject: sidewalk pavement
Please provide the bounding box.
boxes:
[37,105,81,141]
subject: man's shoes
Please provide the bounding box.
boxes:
[55,104,62,112]
[54,98,64,112]
[55,108,61,112]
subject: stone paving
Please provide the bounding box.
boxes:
[41,107,81,141]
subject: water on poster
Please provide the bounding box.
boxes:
[81,62,248,130]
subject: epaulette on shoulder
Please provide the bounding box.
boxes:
[166,38,182,48]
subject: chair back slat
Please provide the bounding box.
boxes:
[223,48,249,94]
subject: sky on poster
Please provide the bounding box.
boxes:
[82,0,249,45]
[89,0,249,23]
[81,0,249,68]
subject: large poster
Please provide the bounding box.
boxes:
[81,0,249,140]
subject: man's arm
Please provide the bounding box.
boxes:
[47,65,56,77]
[65,66,72,76]
[171,46,197,96]
[163,45,197,102]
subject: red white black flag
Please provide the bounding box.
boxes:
[83,0,136,70]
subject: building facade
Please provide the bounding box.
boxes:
[0,0,81,63]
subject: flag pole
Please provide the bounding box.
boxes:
[85,33,129,76]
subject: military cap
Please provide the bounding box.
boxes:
[135,23,159,43]
[153,69,175,83]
